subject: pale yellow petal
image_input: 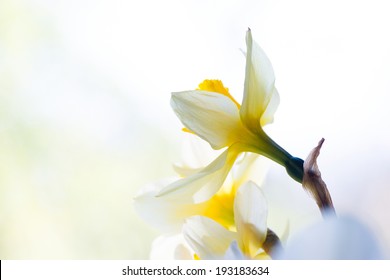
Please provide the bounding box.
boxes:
[173,133,220,177]
[156,144,242,203]
[171,90,243,150]
[240,29,279,132]
[134,149,240,231]
[231,152,268,192]
[172,164,202,177]
[183,216,236,259]
[260,87,280,126]
[133,179,203,231]
[234,181,268,257]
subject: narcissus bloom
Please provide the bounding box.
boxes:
[136,29,343,260]
[134,139,265,259]
[134,148,262,232]
[159,29,303,203]
[182,181,271,259]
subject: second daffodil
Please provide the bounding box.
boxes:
[182,181,274,259]
[160,29,304,202]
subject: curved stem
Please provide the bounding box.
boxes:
[303,138,336,218]
[245,128,304,183]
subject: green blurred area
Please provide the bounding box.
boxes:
[0,0,176,258]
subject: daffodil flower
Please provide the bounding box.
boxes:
[134,146,264,232]
[134,140,265,259]
[182,181,273,259]
[158,29,303,203]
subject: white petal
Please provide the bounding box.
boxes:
[240,29,279,131]
[134,144,238,230]
[234,181,268,256]
[173,133,220,177]
[133,179,203,231]
[171,90,243,150]
[157,144,242,203]
[232,152,268,188]
[274,215,384,260]
[260,87,280,126]
[183,216,236,259]
[149,234,194,260]
[172,164,203,177]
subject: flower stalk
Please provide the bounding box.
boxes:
[303,138,336,217]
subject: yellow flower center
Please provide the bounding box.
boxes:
[198,79,240,108]
[182,79,241,135]
[200,183,238,230]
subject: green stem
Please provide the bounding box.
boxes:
[285,157,304,183]
[246,129,304,183]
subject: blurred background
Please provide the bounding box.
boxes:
[1,0,389,259]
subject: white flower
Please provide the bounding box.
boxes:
[134,146,264,232]
[163,30,304,207]
[171,29,281,151]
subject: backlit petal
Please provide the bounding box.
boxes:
[171,90,243,150]
[231,153,267,191]
[133,179,203,231]
[173,133,220,177]
[240,29,279,132]
[197,79,240,108]
[157,144,242,203]
[234,181,268,257]
[260,87,280,126]
[183,216,236,259]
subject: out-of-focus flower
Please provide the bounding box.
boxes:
[273,215,384,259]
[182,181,273,259]
[161,29,304,203]
[134,132,267,259]
[134,148,263,232]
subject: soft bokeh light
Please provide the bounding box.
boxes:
[1,0,389,258]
